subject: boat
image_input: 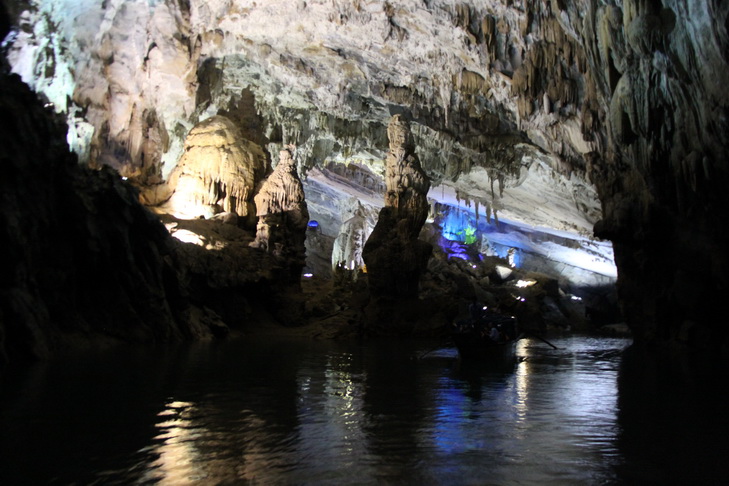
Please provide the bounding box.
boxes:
[451,312,519,361]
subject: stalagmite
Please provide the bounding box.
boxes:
[251,146,310,280]
[331,202,371,279]
[363,115,432,298]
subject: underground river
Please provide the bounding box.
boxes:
[0,335,726,485]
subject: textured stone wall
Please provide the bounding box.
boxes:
[0,68,214,364]
[162,115,268,224]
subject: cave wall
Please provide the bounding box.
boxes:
[3,0,729,353]
[0,67,209,364]
[587,0,729,352]
[0,65,311,365]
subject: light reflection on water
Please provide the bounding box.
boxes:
[0,335,726,484]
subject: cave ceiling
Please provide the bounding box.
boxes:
[4,0,662,281]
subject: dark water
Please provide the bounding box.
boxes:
[0,335,726,485]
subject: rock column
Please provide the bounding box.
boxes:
[363,115,432,297]
[251,147,310,282]
[331,202,371,280]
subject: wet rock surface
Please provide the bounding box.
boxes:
[0,67,309,365]
[0,70,205,364]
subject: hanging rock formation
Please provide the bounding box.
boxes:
[251,147,310,282]
[363,115,432,298]
[162,115,267,225]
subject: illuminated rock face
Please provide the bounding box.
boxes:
[163,115,267,224]
[0,60,303,363]
[383,115,432,236]
[4,0,729,352]
[363,116,432,297]
[3,0,198,178]
[251,148,309,281]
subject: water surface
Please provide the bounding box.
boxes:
[1,335,726,484]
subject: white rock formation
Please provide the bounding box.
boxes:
[5,0,729,349]
[5,0,198,177]
[4,0,600,232]
[14,0,727,301]
[331,202,372,276]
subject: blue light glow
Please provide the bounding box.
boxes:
[441,210,474,243]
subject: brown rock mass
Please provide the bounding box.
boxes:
[363,115,432,298]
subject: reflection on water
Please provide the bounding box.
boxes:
[616,345,729,485]
[0,335,726,484]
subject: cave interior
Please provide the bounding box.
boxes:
[1,0,728,364]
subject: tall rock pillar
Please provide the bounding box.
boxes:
[363,115,431,298]
[251,147,309,282]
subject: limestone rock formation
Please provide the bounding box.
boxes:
[384,115,432,233]
[251,147,310,281]
[162,115,267,225]
[363,115,432,297]
[0,29,307,365]
[331,202,371,279]
[585,1,729,353]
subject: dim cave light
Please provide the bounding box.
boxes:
[303,273,314,278]
[515,279,537,288]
